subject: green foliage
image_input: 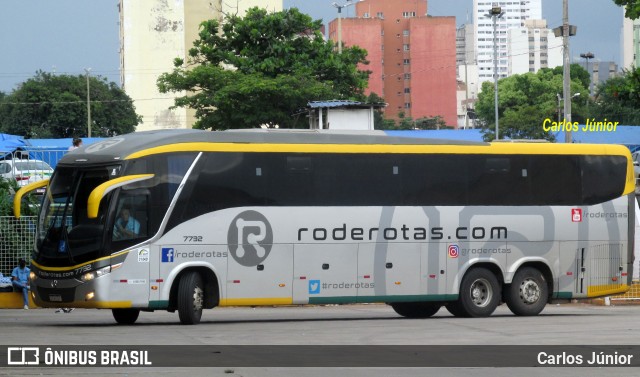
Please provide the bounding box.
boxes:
[591,68,640,124]
[476,66,589,141]
[157,7,370,130]
[0,71,141,138]
[374,111,451,130]
[614,0,640,19]
[0,178,39,217]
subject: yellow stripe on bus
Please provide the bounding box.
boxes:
[587,284,629,297]
[31,250,130,272]
[36,301,132,309]
[125,141,632,159]
[219,298,293,306]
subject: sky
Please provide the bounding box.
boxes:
[0,0,626,93]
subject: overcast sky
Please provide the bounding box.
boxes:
[0,0,626,93]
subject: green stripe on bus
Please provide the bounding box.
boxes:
[309,294,458,305]
[148,300,169,309]
[552,292,573,299]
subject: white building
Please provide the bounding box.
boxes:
[622,15,640,70]
[507,19,562,75]
[473,0,542,84]
[119,0,283,132]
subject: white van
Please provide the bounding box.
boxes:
[0,159,53,187]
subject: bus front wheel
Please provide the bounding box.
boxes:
[505,267,548,316]
[178,271,204,325]
[390,302,441,318]
[112,308,140,325]
[450,267,500,317]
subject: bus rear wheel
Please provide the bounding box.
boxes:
[178,271,204,325]
[505,267,548,316]
[112,308,140,325]
[451,267,500,317]
[390,302,441,318]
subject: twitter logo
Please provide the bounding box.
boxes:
[308,280,321,294]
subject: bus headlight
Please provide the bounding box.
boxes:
[29,271,36,281]
[80,266,112,282]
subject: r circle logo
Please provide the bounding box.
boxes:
[227,211,273,267]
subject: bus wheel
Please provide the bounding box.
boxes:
[390,302,441,318]
[178,271,204,325]
[455,267,500,317]
[112,308,140,325]
[506,267,548,316]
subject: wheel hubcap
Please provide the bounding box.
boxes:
[520,278,540,304]
[193,286,204,311]
[470,278,492,307]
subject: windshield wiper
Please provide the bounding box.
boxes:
[57,195,75,264]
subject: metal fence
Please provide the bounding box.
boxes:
[0,216,36,277]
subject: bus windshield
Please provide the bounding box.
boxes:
[35,153,198,267]
[36,166,114,267]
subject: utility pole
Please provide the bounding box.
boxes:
[85,68,92,138]
[486,6,504,140]
[562,0,571,143]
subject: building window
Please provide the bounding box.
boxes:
[404,88,411,94]
[402,11,416,18]
[403,59,410,65]
[404,73,411,79]
[405,102,412,108]
[363,12,370,18]
[403,44,410,51]
[403,29,410,36]
[377,12,384,19]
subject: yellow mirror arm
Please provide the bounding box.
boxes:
[13,179,50,219]
[87,174,154,219]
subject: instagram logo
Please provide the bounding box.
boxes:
[448,244,460,258]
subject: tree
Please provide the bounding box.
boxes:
[613,0,640,19]
[476,66,588,141]
[591,68,640,125]
[157,7,370,130]
[0,71,141,138]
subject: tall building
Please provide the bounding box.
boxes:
[119,0,283,131]
[578,61,618,96]
[622,16,640,70]
[456,23,475,67]
[507,19,562,75]
[474,0,542,84]
[329,0,457,127]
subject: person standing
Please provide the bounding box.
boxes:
[68,138,83,151]
[11,258,30,310]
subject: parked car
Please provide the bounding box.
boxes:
[0,159,53,188]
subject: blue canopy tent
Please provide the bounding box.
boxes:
[0,135,104,168]
[25,138,103,168]
[0,135,30,158]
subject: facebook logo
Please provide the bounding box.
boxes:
[308,280,321,295]
[161,248,174,263]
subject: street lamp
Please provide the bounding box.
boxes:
[580,52,594,96]
[557,92,580,124]
[485,6,504,140]
[85,68,92,138]
[332,1,361,54]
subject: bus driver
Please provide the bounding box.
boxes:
[114,207,140,239]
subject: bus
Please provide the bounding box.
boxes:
[14,129,635,325]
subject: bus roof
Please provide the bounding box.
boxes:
[56,129,631,166]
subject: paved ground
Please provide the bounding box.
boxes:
[1,303,639,376]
